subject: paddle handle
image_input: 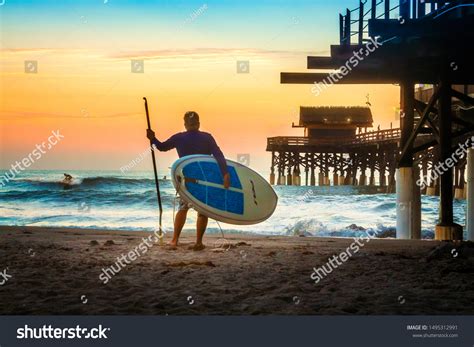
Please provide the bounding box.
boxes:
[143,97,164,243]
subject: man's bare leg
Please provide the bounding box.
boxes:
[193,213,208,251]
[170,209,188,247]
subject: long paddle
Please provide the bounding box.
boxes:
[143,97,163,244]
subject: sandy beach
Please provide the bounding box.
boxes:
[0,226,473,315]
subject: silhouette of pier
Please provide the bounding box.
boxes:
[273,0,474,241]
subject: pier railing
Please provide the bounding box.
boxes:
[340,0,451,46]
[353,128,400,144]
[267,128,401,149]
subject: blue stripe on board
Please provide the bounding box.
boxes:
[207,186,244,215]
[186,182,207,203]
[186,182,244,215]
[198,162,242,189]
[200,161,223,184]
[182,159,245,216]
[183,162,205,181]
[225,189,244,214]
[227,166,242,189]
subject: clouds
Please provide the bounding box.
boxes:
[0,46,324,61]
[0,110,142,119]
[0,46,327,65]
[107,47,326,61]
[0,46,326,75]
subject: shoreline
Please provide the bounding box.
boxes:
[1,226,473,315]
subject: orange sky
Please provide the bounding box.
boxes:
[0,1,401,174]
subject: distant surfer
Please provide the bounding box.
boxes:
[147,111,230,251]
[62,173,73,184]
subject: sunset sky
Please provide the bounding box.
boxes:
[0,0,400,174]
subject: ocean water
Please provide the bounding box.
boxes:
[0,170,468,239]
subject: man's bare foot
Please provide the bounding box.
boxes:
[188,243,205,251]
[166,241,178,250]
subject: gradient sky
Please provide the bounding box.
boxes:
[0,0,400,174]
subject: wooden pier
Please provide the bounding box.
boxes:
[275,0,474,241]
[267,106,401,191]
[266,104,465,195]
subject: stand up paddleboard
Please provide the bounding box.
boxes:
[171,155,277,225]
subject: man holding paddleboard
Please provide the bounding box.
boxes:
[147,111,230,251]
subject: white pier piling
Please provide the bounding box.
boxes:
[396,167,421,239]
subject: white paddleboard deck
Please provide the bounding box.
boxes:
[171,155,277,225]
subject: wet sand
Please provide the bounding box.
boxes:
[0,226,473,315]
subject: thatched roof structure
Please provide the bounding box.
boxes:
[299,106,373,127]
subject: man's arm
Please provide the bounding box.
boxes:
[146,129,176,151]
[208,135,230,188]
